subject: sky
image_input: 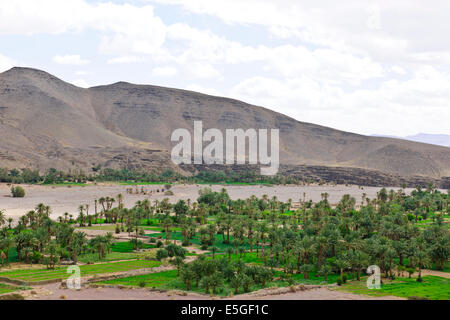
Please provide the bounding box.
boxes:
[0,0,449,136]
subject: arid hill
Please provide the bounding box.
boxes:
[0,67,449,187]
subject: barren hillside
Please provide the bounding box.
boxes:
[0,67,449,186]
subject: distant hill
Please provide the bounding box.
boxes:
[1,67,449,187]
[372,134,450,148]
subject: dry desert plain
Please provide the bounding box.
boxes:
[0,183,424,219]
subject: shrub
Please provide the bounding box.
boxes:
[336,278,343,286]
[139,281,146,288]
[408,296,429,300]
[156,240,163,248]
[156,248,169,261]
[286,276,296,286]
[0,294,25,300]
[406,268,416,278]
[32,251,42,264]
[11,186,25,198]
[342,274,348,284]
[115,224,121,234]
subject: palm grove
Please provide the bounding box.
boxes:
[0,184,449,295]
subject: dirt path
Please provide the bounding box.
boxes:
[24,283,402,300]
[228,287,404,300]
[412,269,450,279]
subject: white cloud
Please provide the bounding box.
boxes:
[150,0,450,65]
[53,55,90,65]
[74,70,92,76]
[185,62,221,79]
[71,79,90,88]
[229,65,450,136]
[152,66,177,77]
[0,0,167,56]
[107,56,146,64]
[2,0,450,135]
[0,54,17,72]
[391,66,406,75]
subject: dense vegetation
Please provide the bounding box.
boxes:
[0,167,302,185]
[0,183,448,298]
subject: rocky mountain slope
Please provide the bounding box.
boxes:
[1,67,449,187]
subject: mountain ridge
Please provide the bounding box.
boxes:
[1,67,449,186]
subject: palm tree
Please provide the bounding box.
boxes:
[230,275,242,294]
[172,256,185,276]
[0,210,6,227]
[226,247,233,262]
[161,217,172,241]
[181,266,195,290]
[210,273,223,294]
[0,234,13,264]
[349,250,369,281]
[7,218,13,229]
[318,264,332,282]
[77,205,85,227]
[99,197,106,213]
[70,231,87,263]
[209,246,218,259]
[335,255,350,283]
[413,248,431,282]
[314,236,328,272]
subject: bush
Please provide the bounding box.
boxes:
[149,237,156,243]
[0,294,25,300]
[336,278,343,286]
[11,186,25,198]
[156,248,169,261]
[408,296,429,300]
[156,240,163,248]
[32,251,42,264]
[406,268,416,278]
[139,281,146,288]
[342,274,348,284]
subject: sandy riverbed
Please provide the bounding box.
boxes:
[0,183,419,219]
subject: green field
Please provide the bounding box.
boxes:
[43,182,88,187]
[338,275,450,300]
[0,260,162,283]
[151,231,252,252]
[77,252,138,263]
[110,241,155,253]
[78,225,117,231]
[145,226,182,232]
[118,182,170,186]
[98,269,178,288]
[209,252,354,285]
[97,268,293,296]
[0,283,18,294]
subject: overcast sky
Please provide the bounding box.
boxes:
[1,0,449,136]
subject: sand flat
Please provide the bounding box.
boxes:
[0,183,420,219]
